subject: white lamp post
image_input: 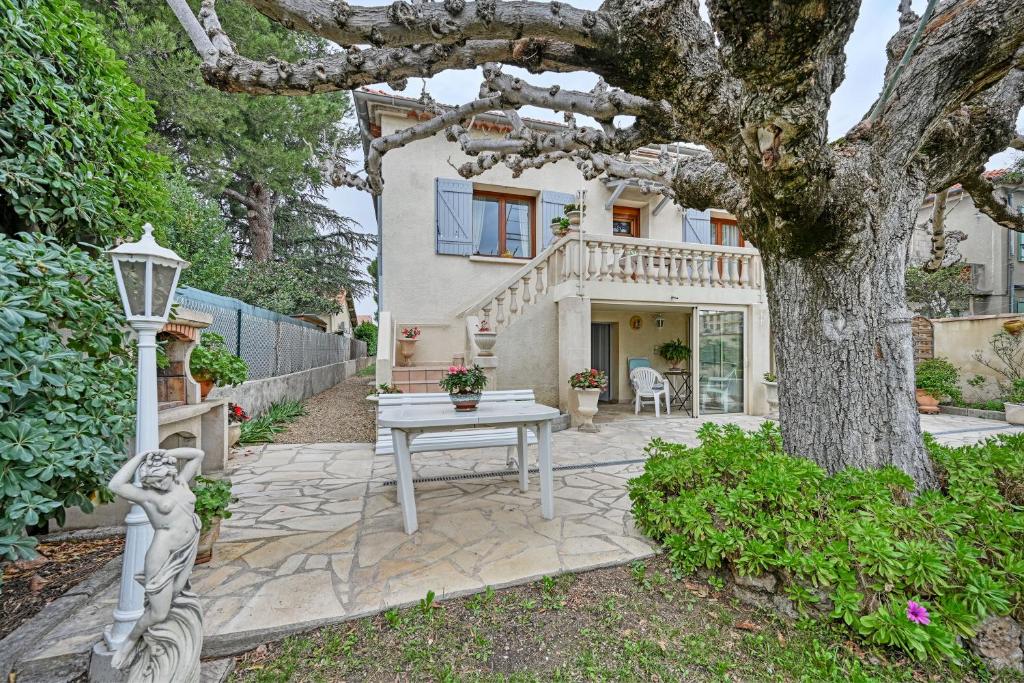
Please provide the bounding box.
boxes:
[104,223,188,650]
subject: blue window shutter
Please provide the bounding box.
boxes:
[436,178,474,255]
[683,208,712,243]
[540,190,576,249]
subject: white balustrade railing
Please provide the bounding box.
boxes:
[458,233,763,333]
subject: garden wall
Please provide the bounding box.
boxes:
[931,313,1022,400]
[210,356,373,417]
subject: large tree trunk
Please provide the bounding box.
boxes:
[760,188,938,488]
[246,182,275,262]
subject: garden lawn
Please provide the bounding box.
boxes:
[229,556,1020,682]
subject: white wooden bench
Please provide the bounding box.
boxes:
[376,390,539,484]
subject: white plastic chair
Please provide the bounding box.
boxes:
[701,368,739,413]
[630,367,670,417]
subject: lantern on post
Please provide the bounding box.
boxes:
[103,223,188,651]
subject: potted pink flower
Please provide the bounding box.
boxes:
[474,320,497,356]
[569,368,607,432]
[398,326,420,366]
[440,364,488,411]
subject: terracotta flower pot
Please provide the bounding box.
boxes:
[397,338,418,367]
[915,388,940,415]
[195,518,221,565]
[197,377,215,400]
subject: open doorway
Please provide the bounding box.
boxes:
[591,322,614,401]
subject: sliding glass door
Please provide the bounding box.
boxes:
[697,310,744,414]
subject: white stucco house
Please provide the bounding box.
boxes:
[355,88,772,419]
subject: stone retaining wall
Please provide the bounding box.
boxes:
[210,356,373,417]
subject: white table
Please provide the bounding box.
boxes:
[378,401,561,534]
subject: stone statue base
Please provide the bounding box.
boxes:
[90,641,129,683]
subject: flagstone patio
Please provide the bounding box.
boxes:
[16,410,1024,675]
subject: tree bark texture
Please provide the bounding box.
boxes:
[245,182,274,262]
[760,191,936,486]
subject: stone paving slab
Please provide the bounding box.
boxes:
[18,411,1024,670]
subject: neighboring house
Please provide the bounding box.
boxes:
[911,170,1024,315]
[355,89,771,417]
[292,291,356,335]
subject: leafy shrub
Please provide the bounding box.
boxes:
[0,234,135,562]
[1007,379,1024,405]
[628,423,1024,663]
[191,476,233,533]
[354,321,377,356]
[190,332,248,387]
[1,0,170,242]
[915,358,962,403]
[654,338,691,365]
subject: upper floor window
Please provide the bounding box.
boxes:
[472,191,535,259]
[612,205,640,237]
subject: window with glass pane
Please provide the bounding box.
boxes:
[698,310,744,414]
[472,191,534,258]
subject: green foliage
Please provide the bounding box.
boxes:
[191,475,233,534]
[973,331,1024,385]
[189,332,248,387]
[1008,379,1024,404]
[906,266,972,319]
[222,260,344,315]
[238,400,306,444]
[915,358,962,403]
[654,338,691,364]
[163,173,234,293]
[439,365,488,394]
[1,0,170,242]
[354,321,378,356]
[376,383,402,395]
[628,423,1024,663]
[0,234,135,561]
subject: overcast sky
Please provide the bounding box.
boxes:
[332,0,1024,315]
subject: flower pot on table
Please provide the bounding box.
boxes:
[449,392,482,412]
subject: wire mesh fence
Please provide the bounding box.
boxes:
[174,287,362,381]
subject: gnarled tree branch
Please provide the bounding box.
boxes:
[961,170,1024,233]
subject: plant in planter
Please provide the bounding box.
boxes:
[397,326,421,367]
[563,202,585,226]
[474,320,497,357]
[1004,378,1024,425]
[762,371,779,419]
[440,364,488,411]
[569,368,608,433]
[227,403,249,447]
[190,332,248,399]
[376,382,402,394]
[551,216,572,237]
[192,476,234,564]
[654,338,691,369]
[914,358,962,415]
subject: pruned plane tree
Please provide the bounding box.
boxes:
[167,0,1024,488]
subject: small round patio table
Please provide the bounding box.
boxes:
[663,369,693,416]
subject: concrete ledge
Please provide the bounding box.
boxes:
[4,557,120,683]
[211,357,372,417]
[938,405,1007,422]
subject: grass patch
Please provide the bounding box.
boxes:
[230,557,1017,682]
[357,362,376,377]
[238,400,306,444]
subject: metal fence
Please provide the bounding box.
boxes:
[174,287,361,380]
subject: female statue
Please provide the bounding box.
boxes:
[109,448,205,683]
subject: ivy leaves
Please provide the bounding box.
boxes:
[0,234,134,563]
[628,423,1024,664]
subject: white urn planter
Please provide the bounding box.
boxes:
[397,338,418,367]
[1005,402,1024,425]
[565,210,583,226]
[474,332,497,356]
[762,380,779,420]
[574,388,601,433]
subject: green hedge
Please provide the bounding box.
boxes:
[0,234,135,562]
[628,423,1023,664]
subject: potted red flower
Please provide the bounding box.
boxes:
[227,403,249,447]
[569,368,608,432]
[440,364,488,411]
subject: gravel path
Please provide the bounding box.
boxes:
[275,370,378,443]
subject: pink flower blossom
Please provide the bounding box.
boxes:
[906,600,930,625]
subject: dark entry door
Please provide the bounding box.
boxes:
[591,323,613,401]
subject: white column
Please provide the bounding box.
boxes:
[104,321,161,649]
[557,296,591,417]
